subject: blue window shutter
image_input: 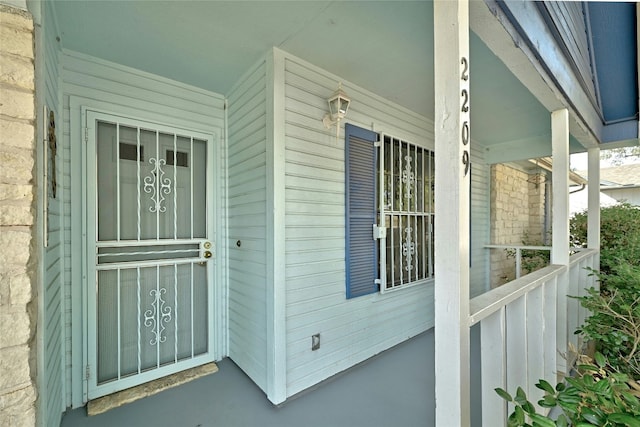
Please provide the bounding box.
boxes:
[345,123,378,298]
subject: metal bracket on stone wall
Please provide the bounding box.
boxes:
[43,104,48,248]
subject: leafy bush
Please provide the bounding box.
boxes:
[505,232,551,278]
[576,265,640,380]
[496,353,640,427]
[570,203,640,274]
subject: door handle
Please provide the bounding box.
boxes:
[204,250,212,259]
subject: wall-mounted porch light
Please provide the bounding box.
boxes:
[322,83,351,139]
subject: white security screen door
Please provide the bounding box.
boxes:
[85,111,216,399]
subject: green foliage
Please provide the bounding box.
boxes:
[495,354,640,427]
[600,149,640,166]
[576,265,640,380]
[520,247,550,275]
[570,204,640,275]
[505,232,551,277]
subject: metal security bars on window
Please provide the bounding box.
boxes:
[377,134,434,292]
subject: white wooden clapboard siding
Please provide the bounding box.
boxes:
[39,1,66,423]
[602,187,640,207]
[282,55,436,397]
[61,50,225,407]
[226,59,269,391]
[470,144,490,298]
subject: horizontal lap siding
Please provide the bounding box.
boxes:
[603,188,640,207]
[470,144,489,297]
[227,61,268,391]
[283,56,434,397]
[61,50,225,407]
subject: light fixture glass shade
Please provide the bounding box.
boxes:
[322,83,351,139]
[327,87,350,121]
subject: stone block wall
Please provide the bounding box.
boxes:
[490,163,547,287]
[528,178,547,241]
[0,5,38,426]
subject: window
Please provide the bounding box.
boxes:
[119,142,144,162]
[346,124,434,298]
[379,134,434,291]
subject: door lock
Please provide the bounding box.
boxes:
[203,241,212,249]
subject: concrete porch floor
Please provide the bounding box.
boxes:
[61,327,482,427]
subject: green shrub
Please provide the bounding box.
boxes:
[496,353,640,427]
[504,232,551,278]
[570,203,640,274]
[576,265,640,380]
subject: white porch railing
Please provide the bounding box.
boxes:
[485,244,589,280]
[485,244,552,280]
[470,248,598,426]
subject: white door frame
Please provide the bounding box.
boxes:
[79,104,222,400]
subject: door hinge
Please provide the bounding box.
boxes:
[84,127,89,142]
[85,365,91,380]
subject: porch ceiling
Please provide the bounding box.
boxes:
[52,0,581,159]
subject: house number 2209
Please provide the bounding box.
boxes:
[461,57,470,177]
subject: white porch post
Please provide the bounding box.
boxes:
[551,109,570,265]
[551,108,570,374]
[587,148,600,251]
[588,147,600,297]
[434,0,471,425]
[266,48,287,404]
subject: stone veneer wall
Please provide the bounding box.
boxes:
[490,163,547,287]
[528,177,547,241]
[0,5,38,426]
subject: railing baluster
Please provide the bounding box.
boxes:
[567,260,580,359]
[526,286,544,412]
[556,269,569,375]
[481,308,507,427]
[543,277,557,393]
[506,295,527,412]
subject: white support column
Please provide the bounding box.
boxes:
[588,147,600,293]
[551,108,570,375]
[552,108,570,266]
[587,147,600,251]
[434,1,471,425]
[266,48,287,404]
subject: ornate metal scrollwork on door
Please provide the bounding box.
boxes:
[143,157,172,213]
[144,288,172,346]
